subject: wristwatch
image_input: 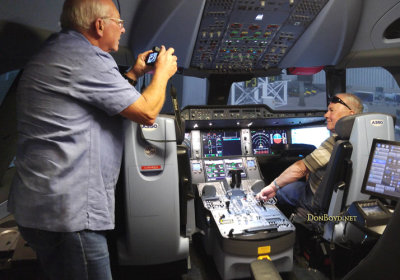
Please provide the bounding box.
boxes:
[123,73,137,87]
[273,180,281,191]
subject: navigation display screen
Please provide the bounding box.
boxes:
[250,129,287,155]
[202,130,242,157]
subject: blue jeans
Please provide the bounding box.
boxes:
[275,181,313,210]
[18,226,112,280]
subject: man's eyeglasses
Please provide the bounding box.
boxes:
[103,17,124,29]
[330,96,352,111]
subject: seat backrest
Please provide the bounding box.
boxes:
[307,113,355,215]
[310,113,395,215]
[311,140,353,215]
[343,113,395,205]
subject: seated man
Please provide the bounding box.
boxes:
[256,93,363,212]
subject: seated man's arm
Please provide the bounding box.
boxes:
[256,160,309,201]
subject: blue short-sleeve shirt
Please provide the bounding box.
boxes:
[8,30,140,232]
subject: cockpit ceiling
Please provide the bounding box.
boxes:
[3,0,400,74]
[190,0,328,73]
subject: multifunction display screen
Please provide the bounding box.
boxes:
[202,131,242,157]
[204,159,247,181]
[204,160,226,181]
[362,139,400,200]
[224,158,246,178]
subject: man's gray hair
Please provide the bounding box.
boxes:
[60,0,111,31]
[340,93,364,114]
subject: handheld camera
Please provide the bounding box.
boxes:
[145,46,161,65]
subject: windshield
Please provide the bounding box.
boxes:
[228,69,327,111]
[346,67,400,141]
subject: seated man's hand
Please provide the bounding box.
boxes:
[256,184,277,202]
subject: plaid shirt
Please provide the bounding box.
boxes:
[302,135,336,194]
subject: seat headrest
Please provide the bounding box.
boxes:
[335,113,396,140]
[335,114,357,139]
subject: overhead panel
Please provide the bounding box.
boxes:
[190,0,329,74]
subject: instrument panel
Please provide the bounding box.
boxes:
[190,0,329,73]
[192,156,258,184]
[190,128,288,160]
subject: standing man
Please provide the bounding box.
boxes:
[257,93,363,212]
[8,0,177,279]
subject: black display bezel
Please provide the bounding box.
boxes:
[360,138,400,201]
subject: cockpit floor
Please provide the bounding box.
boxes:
[0,216,333,280]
